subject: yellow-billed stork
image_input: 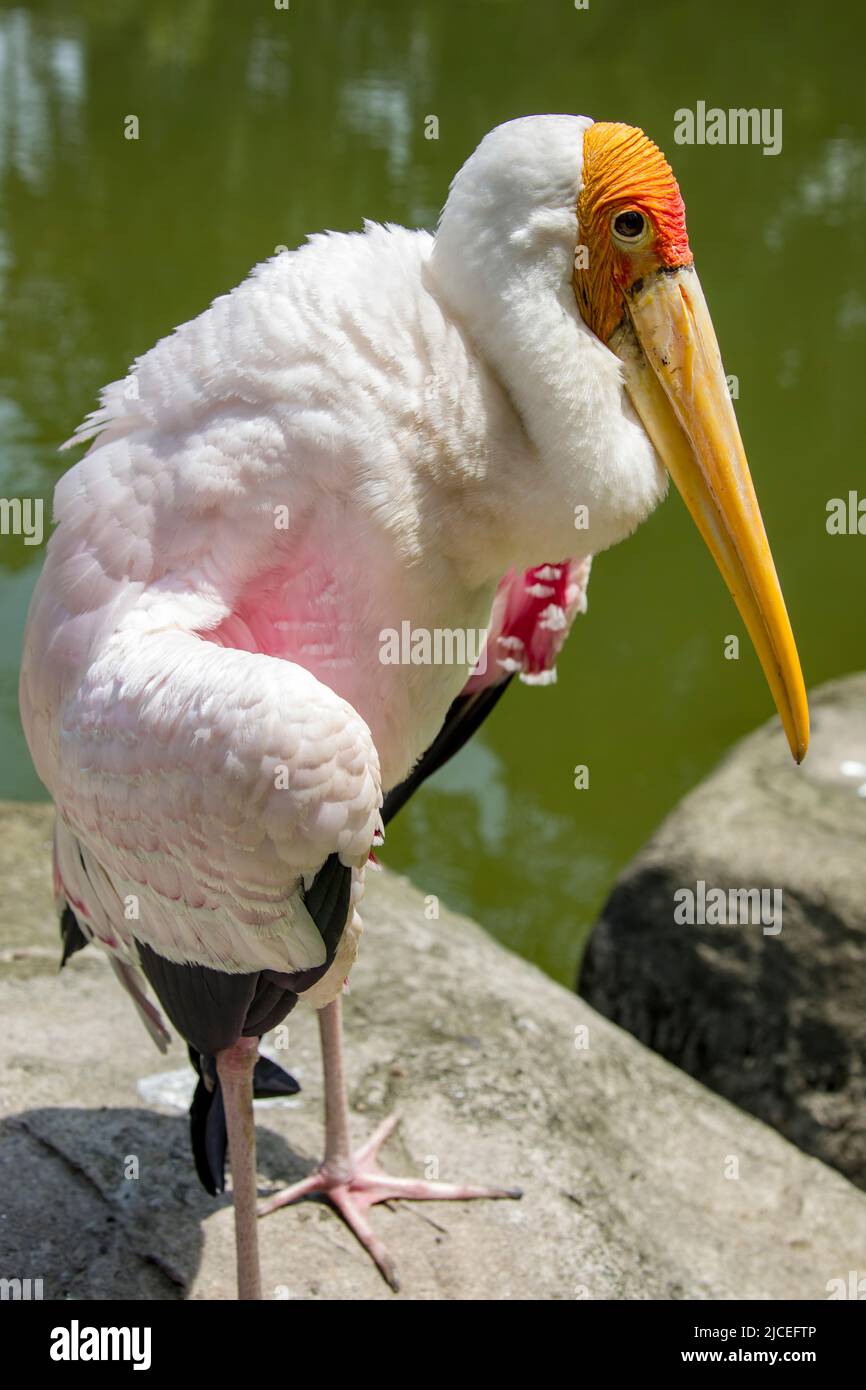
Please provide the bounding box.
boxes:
[20,115,808,1299]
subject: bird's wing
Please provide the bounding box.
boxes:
[22,236,420,978]
[383,557,592,820]
[46,627,381,976]
[53,816,173,1050]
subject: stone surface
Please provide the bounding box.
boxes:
[580,673,866,1194]
[2,798,865,1301]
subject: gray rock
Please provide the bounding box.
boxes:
[580,673,866,1194]
[1,799,865,1300]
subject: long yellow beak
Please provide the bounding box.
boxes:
[610,265,809,762]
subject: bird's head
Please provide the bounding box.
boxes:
[432,115,808,763]
[574,120,807,762]
[573,120,693,344]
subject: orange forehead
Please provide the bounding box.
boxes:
[580,121,692,267]
[575,122,693,342]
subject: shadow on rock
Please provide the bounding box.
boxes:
[0,1106,316,1299]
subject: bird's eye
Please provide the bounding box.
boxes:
[612,210,646,242]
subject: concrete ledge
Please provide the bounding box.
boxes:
[1,801,864,1300]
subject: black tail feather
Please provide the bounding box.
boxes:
[59,905,89,968]
[139,855,349,1194]
[188,1051,227,1196]
[188,1046,300,1196]
[252,1054,302,1099]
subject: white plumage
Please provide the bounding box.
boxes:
[23,113,805,1297]
[22,116,658,987]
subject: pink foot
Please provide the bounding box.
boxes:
[257,1113,521,1291]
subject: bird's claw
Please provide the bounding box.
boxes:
[257,1111,521,1291]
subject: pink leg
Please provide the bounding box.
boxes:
[216,1036,262,1301]
[258,996,521,1291]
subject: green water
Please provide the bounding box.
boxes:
[1,0,863,984]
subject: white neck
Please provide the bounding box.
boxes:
[427,115,666,574]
